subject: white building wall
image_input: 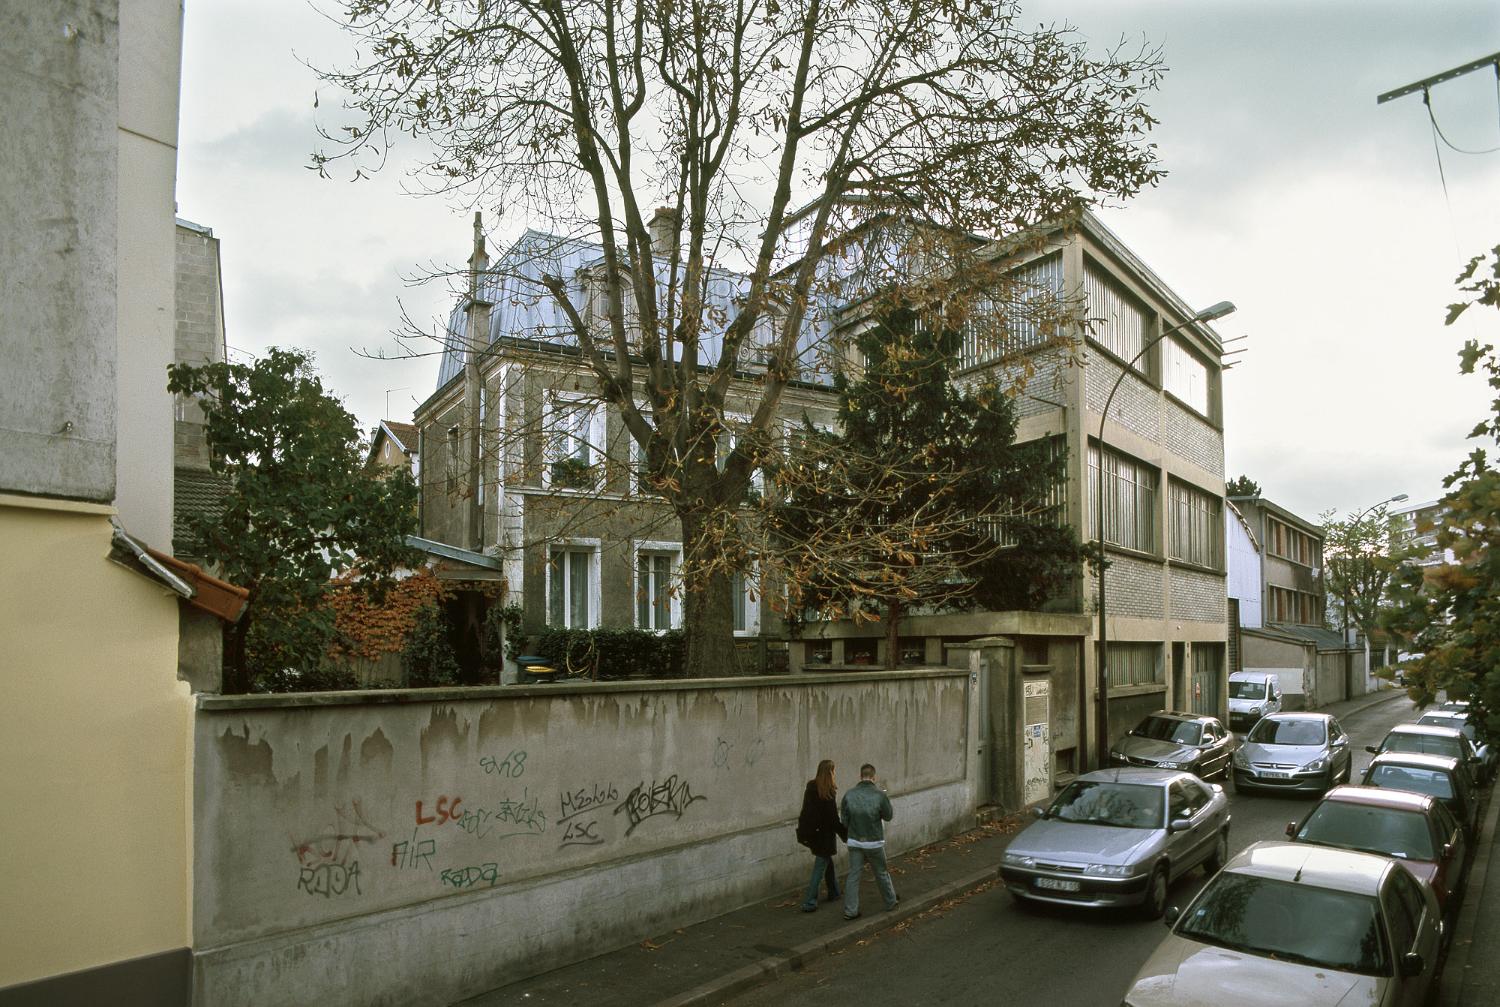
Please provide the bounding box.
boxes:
[1226,507,1262,628]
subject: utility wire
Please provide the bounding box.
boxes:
[1423,84,1500,155]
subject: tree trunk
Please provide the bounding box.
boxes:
[885,600,902,670]
[679,507,740,678]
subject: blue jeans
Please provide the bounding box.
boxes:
[844,844,897,917]
[800,855,841,909]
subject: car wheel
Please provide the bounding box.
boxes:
[1140,864,1169,920]
[1206,829,1230,874]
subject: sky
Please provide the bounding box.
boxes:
[177,1,1499,521]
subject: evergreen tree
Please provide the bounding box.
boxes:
[772,308,1080,667]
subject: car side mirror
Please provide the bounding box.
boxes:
[1031,806,1047,819]
[1164,905,1181,926]
[1168,818,1192,833]
[1285,822,1297,838]
[1333,738,1347,747]
[1401,951,1425,977]
[1442,842,1456,862]
[1366,745,1380,755]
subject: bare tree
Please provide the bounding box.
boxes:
[316,0,1165,675]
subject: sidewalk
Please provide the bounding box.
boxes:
[457,686,1410,1007]
[1440,751,1500,1006]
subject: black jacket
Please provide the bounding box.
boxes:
[796,780,847,858]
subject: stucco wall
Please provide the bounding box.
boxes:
[192,669,978,1006]
[0,499,191,988]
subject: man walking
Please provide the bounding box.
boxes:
[839,763,897,920]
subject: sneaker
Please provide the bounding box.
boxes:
[800,904,817,913]
[843,911,861,920]
[884,900,899,912]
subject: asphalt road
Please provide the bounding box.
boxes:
[725,694,1422,1007]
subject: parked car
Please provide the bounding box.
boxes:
[1109,712,1237,779]
[1231,713,1352,795]
[1361,751,1480,838]
[1227,671,1283,729]
[1286,785,1469,920]
[1122,842,1443,1007]
[1000,768,1231,917]
[1439,699,1471,713]
[1366,723,1482,790]
[1415,710,1494,784]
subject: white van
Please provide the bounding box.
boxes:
[1227,671,1282,729]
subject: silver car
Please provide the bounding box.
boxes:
[1123,841,1443,1007]
[1110,711,1237,780]
[1231,712,1352,795]
[1000,768,1231,917]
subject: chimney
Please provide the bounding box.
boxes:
[648,207,678,259]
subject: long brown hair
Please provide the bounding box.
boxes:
[814,759,836,801]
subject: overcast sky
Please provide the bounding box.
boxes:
[177,1,1499,521]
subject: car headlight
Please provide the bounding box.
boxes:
[1084,863,1134,877]
[1301,757,1327,773]
[1002,852,1035,868]
[1109,750,1124,761]
[1249,704,1263,715]
[1156,761,1181,769]
[1233,750,1249,767]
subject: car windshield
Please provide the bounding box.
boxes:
[1382,734,1462,760]
[1366,765,1455,801]
[1247,719,1325,746]
[1176,872,1388,977]
[1295,802,1436,861]
[1229,681,1269,700]
[1131,717,1202,745]
[1046,781,1164,830]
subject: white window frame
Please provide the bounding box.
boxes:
[546,538,601,629]
[733,563,761,636]
[1163,337,1210,416]
[632,540,682,631]
[628,399,666,497]
[717,413,766,497]
[542,391,604,491]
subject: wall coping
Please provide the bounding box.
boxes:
[196,667,967,712]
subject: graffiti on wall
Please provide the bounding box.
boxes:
[614,774,707,836]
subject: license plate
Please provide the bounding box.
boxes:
[1258,771,1291,779]
[1035,877,1081,892]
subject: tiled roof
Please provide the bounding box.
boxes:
[383,421,417,454]
[174,466,231,557]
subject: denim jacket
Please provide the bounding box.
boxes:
[840,780,893,845]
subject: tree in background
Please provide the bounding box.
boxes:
[1321,503,1411,662]
[1225,475,1261,498]
[314,0,1164,677]
[772,308,1079,667]
[168,348,419,692]
[1383,244,1500,736]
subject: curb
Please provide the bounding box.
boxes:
[1440,781,1500,1006]
[654,863,1000,1007]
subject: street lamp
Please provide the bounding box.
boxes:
[1095,300,1235,768]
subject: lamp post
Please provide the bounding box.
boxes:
[1095,301,1235,768]
[1336,492,1408,691]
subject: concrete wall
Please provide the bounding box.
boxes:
[0,497,191,992]
[114,0,182,547]
[0,1,120,502]
[192,669,979,1006]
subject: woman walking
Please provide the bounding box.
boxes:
[796,759,847,912]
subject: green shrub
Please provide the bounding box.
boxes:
[533,627,685,680]
[402,603,461,687]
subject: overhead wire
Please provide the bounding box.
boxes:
[1423,83,1500,155]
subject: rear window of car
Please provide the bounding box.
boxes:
[1176,872,1388,976]
[1366,765,1455,801]
[1247,718,1325,746]
[1294,801,1436,861]
[1381,734,1462,759]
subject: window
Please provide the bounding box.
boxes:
[1102,642,1163,688]
[732,568,760,635]
[1266,517,1320,567]
[1170,480,1223,569]
[989,437,1067,547]
[1088,445,1158,553]
[716,415,766,499]
[1163,338,1211,415]
[1084,260,1149,366]
[1267,586,1322,625]
[544,393,602,490]
[547,543,599,628]
[634,543,680,631]
[958,253,1065,368]
[445,423,460,496]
